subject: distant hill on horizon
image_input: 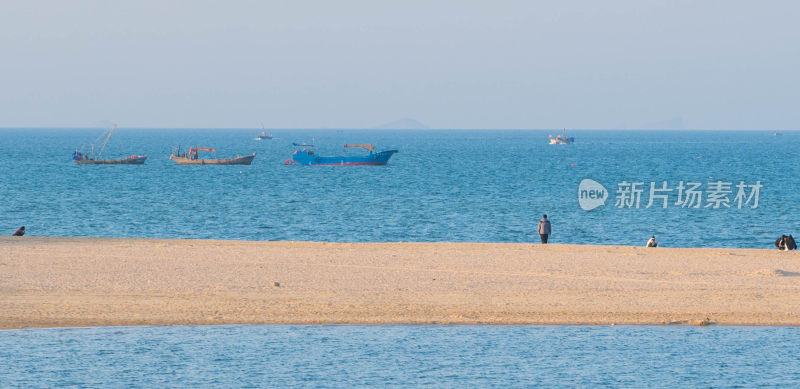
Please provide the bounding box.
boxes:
[371,118,428,130]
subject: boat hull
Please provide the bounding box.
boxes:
[170,153,256,165]
[290,150,398,166]
[74,156,148,165]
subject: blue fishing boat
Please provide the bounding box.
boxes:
[285,143,398,166]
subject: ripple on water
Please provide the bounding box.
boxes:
[0,325,799,387]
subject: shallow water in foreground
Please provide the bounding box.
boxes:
[1,325,799,387]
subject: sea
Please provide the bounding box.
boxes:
[0,128,795,247]
[2,128,799,387]
[1,325,800,387]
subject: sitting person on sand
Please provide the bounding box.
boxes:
[787,235,798,250]
[646,235,658,247]
[775,235,785,250]
[775,235,797,251]
[12,226,25,236]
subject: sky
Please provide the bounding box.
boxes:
[0,0,798,130]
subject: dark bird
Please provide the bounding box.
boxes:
[12,226,25,236]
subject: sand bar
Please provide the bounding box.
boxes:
[2,237,800,328]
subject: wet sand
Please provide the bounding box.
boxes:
[2,237,799,329]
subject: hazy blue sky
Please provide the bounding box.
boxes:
[0,1,797,129]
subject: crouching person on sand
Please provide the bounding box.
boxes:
[646,235,658,247]
[775,235,797,251]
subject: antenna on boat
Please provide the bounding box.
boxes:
[96,124,117,159]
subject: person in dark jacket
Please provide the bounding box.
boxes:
[776,235,786,250]
[776,235,797,250]
[12,226,25,236]
[537,215,551,244]
[787,235,798,250]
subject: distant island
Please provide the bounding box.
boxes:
[371,118,428,130]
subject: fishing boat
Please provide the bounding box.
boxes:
[170,146,256,165]
[73,125,148,164]
[548,128,575,145]
[284,143,398,166]
[255,123,273,140]
[256,131,273,140]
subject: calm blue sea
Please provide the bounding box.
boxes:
[1,325,799,387]
[3,129,799,386]
[0,128,795,247]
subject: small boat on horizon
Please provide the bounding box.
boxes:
[256,123,273,140]
[285,143,398,166]
[549,128,575,145]
[73,124,148,165]
[256,131,273,140]
[170,146,256,165]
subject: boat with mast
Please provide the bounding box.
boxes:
[548,128,575,145]
[72,124,148,164]
[169,146,256,165]
[255,123,273,140]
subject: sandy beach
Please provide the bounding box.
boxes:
[2,237,800,328]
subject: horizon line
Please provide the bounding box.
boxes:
[0,126,795,132]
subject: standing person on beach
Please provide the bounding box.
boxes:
[538,215,551,244]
